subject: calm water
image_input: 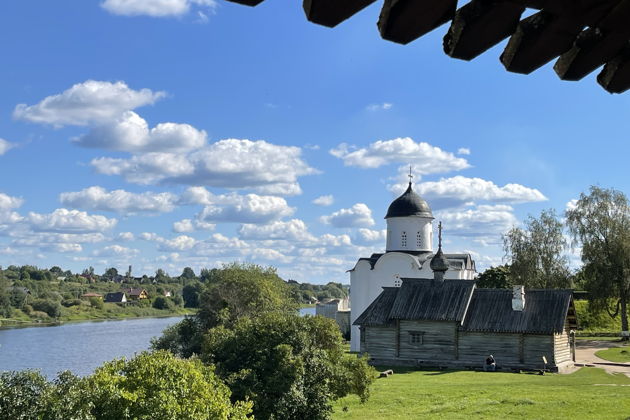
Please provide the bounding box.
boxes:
[0,316,184,379]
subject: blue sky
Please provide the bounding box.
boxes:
[1,0,629,283]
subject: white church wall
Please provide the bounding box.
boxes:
[386,216,433,252]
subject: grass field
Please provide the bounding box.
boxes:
[596,347,630,363]
[332,367,630,420]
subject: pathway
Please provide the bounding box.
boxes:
[575,340,630,377]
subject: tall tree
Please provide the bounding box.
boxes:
[566,186,630,340]
[476,265,512,289]
[503,209,571,288]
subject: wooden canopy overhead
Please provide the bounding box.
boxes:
[226,0,630,93]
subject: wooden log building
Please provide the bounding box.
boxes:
[225,0,630,93]
[353,277,578,372]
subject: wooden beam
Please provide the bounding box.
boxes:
[555,0,630,81]
[378,0,457,45]
[303,0,377,28]
[224,0,265,6]
[500,11,584,74]
[597,45,630,93]
[444,0,525,61]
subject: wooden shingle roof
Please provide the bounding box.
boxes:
[353,287,399,327]
[462,288,575,334]
[226,0,630,93]
[389,278,475,322]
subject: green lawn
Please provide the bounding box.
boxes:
[596,347,630,364]
[332,367,630,420]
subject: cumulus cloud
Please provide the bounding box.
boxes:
[320,203,375,228]
[413,176,547,209]
[0,193,23,211]
[74,111,207,153]
[312,195,334,206]
[93,245,139,257]
[356,228,387,243]
[238,219,312,241]
[101,0,216,17]
[366,102,393,111]
[436,204,517,240]
[140,232,197,251]
[60,186,178,214]
[457,147,471,155]
[92,139,316,194]
[118,232,135,241]
[26,209,117,233]
[196,192,294,224]
[330,137,469,172]
[13,80,164,126]
[0,139,14,156]
[172,218,215,233]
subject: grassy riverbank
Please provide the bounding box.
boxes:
[332,367,630,419]
[0,304,195,328]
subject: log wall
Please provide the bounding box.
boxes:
[553,324,572,364]
[458,332,521,365]
[362,326,397,359]
[399,320,457,360]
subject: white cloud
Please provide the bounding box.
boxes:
[437,204,517,239]
[0,139,14,156]
[140,232,197,251]
[101,0,216,17]
[366,102,393,111]
[565,199,578,212]
[91,139,316,194]
[356,228,387,243]
[60,186,178,214]
[196,192,294,224]
[413,176,547,209]
[330,137,470,172]
[238,219,312,241]
[172,218,215,233]
[14,80,164,126]
[0,193,23,211]
[118,232,135,241]
[26,209,117,233]
[247,248,294,264]
[75,111,206,153]
[312,195,334,206]
[457,148,471,155]
[93,245,139,257]
[321,203,375,228]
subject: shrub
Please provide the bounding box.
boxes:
[31,299,62,318]
[152,296,173,310]
[89,297,103,310]
[61,299,83,308]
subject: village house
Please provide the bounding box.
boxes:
[103,292,127,303]
[80,292,103,300]
[121,288,148,300]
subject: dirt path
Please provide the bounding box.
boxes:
[575,340,630,377]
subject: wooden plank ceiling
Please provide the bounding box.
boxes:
[226,0,630,93]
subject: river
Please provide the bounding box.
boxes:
[0,308,317,379]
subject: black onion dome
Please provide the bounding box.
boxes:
[430,247,450,273]
[385,183,433,219]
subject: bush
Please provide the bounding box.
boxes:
[152,296,173,310]
[31,299,62,318]
[61,299,83,308]
[89,297,103,310]
[21,304,32,315]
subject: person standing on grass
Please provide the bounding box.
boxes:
[484,355,496,371]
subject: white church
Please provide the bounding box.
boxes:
[349,180,477,352]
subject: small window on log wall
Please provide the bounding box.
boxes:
[408,331,424,345]
[401,232,407,247]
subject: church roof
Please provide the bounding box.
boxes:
[354,280,575,335]
[385,182,433,219]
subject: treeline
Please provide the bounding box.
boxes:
[1,262,376,419]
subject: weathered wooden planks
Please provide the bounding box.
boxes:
[378,0,457,45]
[303,0,377,28]
[444,0,525,61]
[598,45,630,93]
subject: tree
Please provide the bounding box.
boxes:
[503,209,571,288]
[181,267,196,280]
[155,268,171,283]
[566,186,630,340]
[182,281,203,308]
[476,265,512,288]
[202,312,375,420]
[103,267,118,279]
[86,351,252,420]
[197,262,298,330]
[153,296,173,310]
